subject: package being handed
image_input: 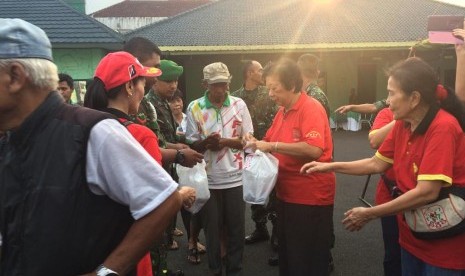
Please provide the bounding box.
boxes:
[177,160,210,214]
[242,150,279,205]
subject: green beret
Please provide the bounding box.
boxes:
[158,60,183,81]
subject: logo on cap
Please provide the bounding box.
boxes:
[129,64,136,78]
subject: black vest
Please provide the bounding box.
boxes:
[0,92,133,275]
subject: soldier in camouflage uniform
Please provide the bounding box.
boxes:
[298,53,336,273]
[297,54,331,118]
[124,37,191,276]
[334,98,388,115]
[232,61,278,264]
[146,60,205,264]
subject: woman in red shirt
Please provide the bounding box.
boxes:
[302,57,465,274]
[244,58,335,276]
[368,107,401,276]
[84,51,196,276]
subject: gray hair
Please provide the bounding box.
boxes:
[0,58,58,91]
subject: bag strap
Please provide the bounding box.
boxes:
[121,120,134,127]
[381,174,402,198]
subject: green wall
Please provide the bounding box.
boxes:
[53,48,107,80]
[170,49,456,112]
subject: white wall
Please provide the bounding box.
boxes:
[86,0,124,14]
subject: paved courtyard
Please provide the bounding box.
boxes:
[167,130,386,276]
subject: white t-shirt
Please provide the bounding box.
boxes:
[185,94,253,189]
[86,119,178,220]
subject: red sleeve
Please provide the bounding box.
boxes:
[300,98,327,150]
[376,120,402,164]
[371,108,393,131]
[128,124,163,165]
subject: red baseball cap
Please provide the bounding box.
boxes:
[94,51,162,91]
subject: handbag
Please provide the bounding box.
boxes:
[242,150,279,205]
[404,185,465,240]
[176,160,210,214]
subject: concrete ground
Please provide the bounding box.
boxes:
[167,129,385,276]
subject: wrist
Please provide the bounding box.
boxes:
[175,149,185,164]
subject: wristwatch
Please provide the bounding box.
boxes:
[175,149,185,164]
[96,264,119,276]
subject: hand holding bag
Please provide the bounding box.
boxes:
[176,160,210,214]
[242,150,279,205]
[404,185,465,240]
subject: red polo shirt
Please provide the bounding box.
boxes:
[377,109,465,269]
[119,118,163,165]
[369,108,395,205]
[264,92,335,205]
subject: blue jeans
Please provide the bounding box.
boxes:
[401,248,465,276]
[381,215,401,276]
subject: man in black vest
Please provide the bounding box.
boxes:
[0,18,187,275]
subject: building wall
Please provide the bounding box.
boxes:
[167,48,457,112]
[53,48,108,80]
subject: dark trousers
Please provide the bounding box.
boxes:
[277,200,333,276]
[199,186,245,276]
[250,189,277,229]
[381,215,402,276]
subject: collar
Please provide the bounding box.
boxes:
[203,91,231,109]
[243,85,259,93]
[103,108,131,121]
[413,105,439,135]
[283,92,306,113]
[10,92,63,147]
[148,89,168,104]
[306,82,319,91]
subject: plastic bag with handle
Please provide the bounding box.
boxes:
[242,150,279,205]
[176,160,210,214]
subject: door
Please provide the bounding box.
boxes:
[357,63,377,104]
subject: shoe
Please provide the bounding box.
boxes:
[268,254,279,266]
[172,228,184,236]
[245,229,270,244]
[168,240,179,250]
[197,242,206,254]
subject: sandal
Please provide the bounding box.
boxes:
[197,242,206,254]
[168,240,179,250]
[187,247,201,264]
[173,228,184,237]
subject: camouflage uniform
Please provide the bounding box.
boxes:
[130,97,170,275]
[146,90,182,145]
[306,83,336,260]
[373,99,388,111]
[146,89,188,266]
[232,85,278,245]
[306,82,330,119]
[232,85,277,140]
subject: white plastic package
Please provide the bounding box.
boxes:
[176,160,210,214]
[242,150,279,205]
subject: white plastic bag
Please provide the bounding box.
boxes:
[177,160,210,214]
[242,150,279,205]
